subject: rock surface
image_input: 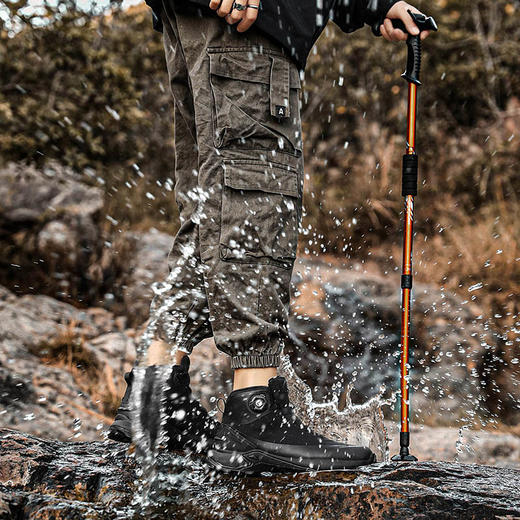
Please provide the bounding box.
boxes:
[0,161,104,301]
[0,286,135,440]
[1,429,520,520]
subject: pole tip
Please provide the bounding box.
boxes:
[391,453,418,462]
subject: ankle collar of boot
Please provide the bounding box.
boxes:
[167,363,191,393]
[229,385,269,397]
[224,386,272,419]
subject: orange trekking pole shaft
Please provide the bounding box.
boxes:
[390,11,438,462]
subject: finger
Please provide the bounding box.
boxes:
[225,12,242,24]
[393,27,408,41]
[226,2,245,24]
[403,8,420,36]
[420,29,431,40]
[380,23,391,42]
[217,0,234,17]
[384,17,403,42]
[236,2,259,32]
[208,0,220,10]
[383,18,395,40]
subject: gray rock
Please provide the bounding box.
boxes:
[0,288,135,440]
[120,228,172,325]
[0,162,103,224]
[0,161,104,299]
[1,428,520,519]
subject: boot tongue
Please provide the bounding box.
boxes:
[268,376,290,407]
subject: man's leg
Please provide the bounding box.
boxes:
[170,0,304,380]
[144,5,214,362]
[108,2,214,443]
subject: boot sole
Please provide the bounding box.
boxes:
[207,448,376,475]
[107,415,212,454]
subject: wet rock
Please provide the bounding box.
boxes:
[0,429,134,519]
[288,259,499,426]
[1,429,520,520]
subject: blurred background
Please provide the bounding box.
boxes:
[0,0,519,465]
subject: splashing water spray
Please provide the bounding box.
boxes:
[388,11,438,462]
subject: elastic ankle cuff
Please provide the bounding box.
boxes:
[231,354,280,369]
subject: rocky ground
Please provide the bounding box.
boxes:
[1,429,520,520]
[0,161,519,516]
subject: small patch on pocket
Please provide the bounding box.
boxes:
[269,56,290,120]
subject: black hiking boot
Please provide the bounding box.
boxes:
[107,370,134,442]
[137,356,218,453]
[207,376,375,474]
[108,357,218,452]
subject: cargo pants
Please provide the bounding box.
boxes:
[149,0,304,369]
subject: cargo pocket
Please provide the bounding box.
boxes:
[219,159,301,268]
[208,48,302,155]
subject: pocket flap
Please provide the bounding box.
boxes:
[223,160,299,197]
[209,51,301,88]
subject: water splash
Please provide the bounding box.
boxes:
[278,354,393,462]
[129,251,393,509]
[130,365,180,512]
[128,349,392,515]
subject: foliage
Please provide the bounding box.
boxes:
[0,0,178,230]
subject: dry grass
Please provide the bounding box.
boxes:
[404,201,519,332]
[29,322,124,419]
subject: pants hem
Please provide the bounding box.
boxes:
[231,354,280,369]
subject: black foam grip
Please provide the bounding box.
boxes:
[390,10,439,86]
[402,154,418,196]
[404,35,421,85]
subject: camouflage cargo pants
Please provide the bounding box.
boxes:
[149,0,304,369]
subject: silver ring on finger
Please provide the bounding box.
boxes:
[232,1,246,11]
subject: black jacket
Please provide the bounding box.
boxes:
[147,0,399,70]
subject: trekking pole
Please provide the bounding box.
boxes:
[389,11,438,462]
